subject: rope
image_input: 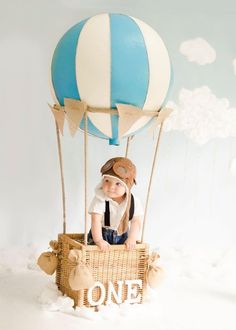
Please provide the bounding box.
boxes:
[141,122,164,242]
[53,102,160,117]
[84,112,88,245]
[125,136,131,157]
[55,121,66,234]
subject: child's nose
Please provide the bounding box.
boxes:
[109,182,116,189]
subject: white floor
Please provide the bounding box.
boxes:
[1,247,236,330]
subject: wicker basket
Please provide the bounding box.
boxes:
[56,233,149,307]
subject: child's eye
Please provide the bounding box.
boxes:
[116,182,121,186]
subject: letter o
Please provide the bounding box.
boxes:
[87,281,106,306]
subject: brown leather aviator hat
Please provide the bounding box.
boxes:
[100,157,136,189]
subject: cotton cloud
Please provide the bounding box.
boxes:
[179,38,216,65]
[164,86,236,144]
[233,58,236,75]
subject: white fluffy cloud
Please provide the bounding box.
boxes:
[164,86,236,144]
[179,38,216,65]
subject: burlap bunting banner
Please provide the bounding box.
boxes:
[147,107,173,135]
[116,104,145,136]
[48,104,65,135]
[64,98,87,136]
[115,103,173,136]
[48,99,173,138]
[156,107,173,125]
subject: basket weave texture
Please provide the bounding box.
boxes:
[56,233,149,307]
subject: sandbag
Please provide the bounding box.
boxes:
[146,252,165,288]
[37,251,58,275]
[68,249,95,291]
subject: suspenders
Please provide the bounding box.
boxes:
[104,194,135,227]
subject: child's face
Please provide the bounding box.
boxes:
[102,176,126,200]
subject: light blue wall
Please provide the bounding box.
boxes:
[0,0,236,248]
[1,0,236,103]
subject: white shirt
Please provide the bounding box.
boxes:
[88,181,143,231]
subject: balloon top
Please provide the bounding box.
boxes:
[50,13,172,145]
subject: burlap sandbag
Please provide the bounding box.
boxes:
[37,251,58,275]
[147,252,165,288]
[68,249,95,291]
[49,240,59,253]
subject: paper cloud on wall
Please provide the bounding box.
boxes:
[179,38,216,65]
[164,86,236,144]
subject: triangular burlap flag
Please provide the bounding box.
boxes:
[48,104,65,135]
[156,107,173,125]
[116,104,144,137]
[64,98,87,137]
[148,107,173,135]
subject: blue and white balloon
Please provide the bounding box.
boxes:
[51,13,172,145]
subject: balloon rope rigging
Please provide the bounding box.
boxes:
[125,136,131,157]
[55,121,66,234]
[84,112,88,245]
[141,122,164,242]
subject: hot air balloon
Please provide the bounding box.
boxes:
[50,13,172,145]
[40,14,173,307]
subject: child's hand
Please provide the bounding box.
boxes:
[125,237,136,251]
[95,239,110,252]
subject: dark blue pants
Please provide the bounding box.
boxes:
[88,227,128,245]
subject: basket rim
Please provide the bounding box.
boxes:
[58,233,149,251]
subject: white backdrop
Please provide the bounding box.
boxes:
[1,0,236,249]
